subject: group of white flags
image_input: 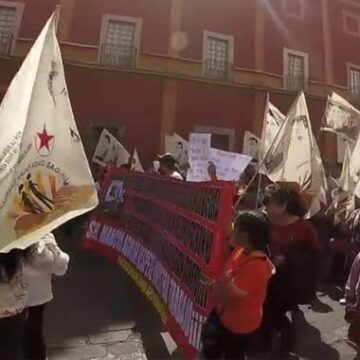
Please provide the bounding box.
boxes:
[260,93,327,217]
[0,13,98,252]
[92,128,144,172]
[258,89,360,220]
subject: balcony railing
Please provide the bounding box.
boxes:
[0,31,12,56]
[203,59,231,81]
[284,75,307,93]
[99,43,136,68]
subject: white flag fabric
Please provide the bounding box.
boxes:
[334,145,355,223]
[132,149,144,172]
[242,131,260,161]
[0,14,98,252]
[261,99,285,158]
[263,92,327,216]
[323,92,360,140]
[339,144,355,193]
[165,133,189,176]
[93,128,130,168]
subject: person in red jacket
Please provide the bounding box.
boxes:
[261,185,322,358]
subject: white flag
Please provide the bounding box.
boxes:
[165,133,189,175]
[261,96,285,158]
[339,144,355,193]
[132,149,144,172]
[334,145,355,223]
[263,92,327,216]
[93,128,130,168]
[242,131,260,161]
[323,92,360,140]
[0,14,98,252]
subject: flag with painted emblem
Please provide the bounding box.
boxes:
[0,13,98,252]
[261,94,285,159]
[322,92,360,141]
[263,92,327,217]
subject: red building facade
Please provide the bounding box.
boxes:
[0,0,358,166]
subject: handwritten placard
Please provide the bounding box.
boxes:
[210,149,252,181]
[186,133,211,182]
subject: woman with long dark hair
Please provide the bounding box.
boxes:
[261,185,321,359]
[0,249,28,359]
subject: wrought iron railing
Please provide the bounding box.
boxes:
[99,43,136,68]
[0,31,12,56]
[284,75,307,93]
[203,59,231,81]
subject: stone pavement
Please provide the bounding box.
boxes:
[45,227,358,360]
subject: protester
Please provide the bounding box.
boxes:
[158,153,183,180]
[23,233,69,360]
[261,185,321,358]
[0,249,28,359]
[201,211,275,360]
[345,251,360,358]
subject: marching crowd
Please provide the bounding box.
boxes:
[1,151,360,360]
[152,153,360,360]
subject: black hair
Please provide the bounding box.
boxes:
[0,249,28,283]
[262,185,303,217]
[233,210,270,254]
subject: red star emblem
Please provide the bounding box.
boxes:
[37,126,53,151]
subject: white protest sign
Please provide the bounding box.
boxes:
[0,14,98,252]
[93,129,130,167]
[186,133,211,182]
[210,149,252,181]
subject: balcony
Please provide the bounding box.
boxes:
[0,31,12,56]
[284,75,307,93]
[99,43,136,68]
[203,59,231,81]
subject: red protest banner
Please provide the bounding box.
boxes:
[82,168,234,359]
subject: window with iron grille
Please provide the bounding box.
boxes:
[285,53,306,92]
[0,6,15,55]
[204,36,230,80]
[101,20,137,68]
[350,67,360,95]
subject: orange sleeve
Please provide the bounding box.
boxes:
[229,261,270,297]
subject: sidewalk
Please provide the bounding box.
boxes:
[46,229,357,360]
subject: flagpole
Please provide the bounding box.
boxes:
[254,172,262,209]
[235,92,301,209]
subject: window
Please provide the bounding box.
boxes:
[343,10,360,37]
[203,32,233,81]
[348,65,360,96]
[194,126,235,151]
[282,0,305,20]
[283,48,309,92]
[99,15,142,68]
[0,2,24,55]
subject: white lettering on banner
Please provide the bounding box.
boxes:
[88,221,204,350]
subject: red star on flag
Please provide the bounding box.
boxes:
[37,126,53,151]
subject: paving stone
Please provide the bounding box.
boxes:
[106,321,136,331]
[49,344,107,360]
[46,336,88,349]
[106,341,146,359]
[89,330,132,345]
